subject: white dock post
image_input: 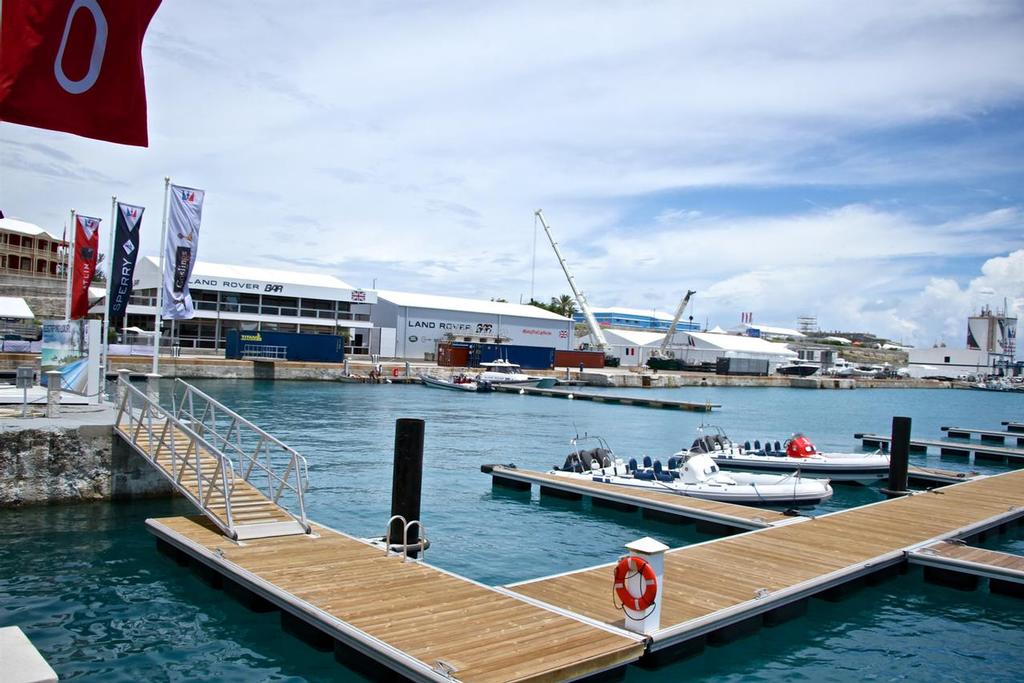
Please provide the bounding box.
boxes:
[45,372,62,419]
[145,373,161,403]
[621,536,669,635]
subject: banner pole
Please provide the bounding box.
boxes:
[103,196,116,383]
[154,177,170,374]
[65,209,76,320]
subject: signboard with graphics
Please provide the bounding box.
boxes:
[40,320,100,396]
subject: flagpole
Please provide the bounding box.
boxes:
[65,209,76,320]
[103,196,117,385]
[153,177,170,374]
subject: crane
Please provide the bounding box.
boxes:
[655,289,697,358]
[534,209,609,351]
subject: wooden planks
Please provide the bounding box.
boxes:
[148,516,645,683]
[486,465,790,530]
[507,468,1024,645]
[909,540,1024,584]
[490,385,720,412]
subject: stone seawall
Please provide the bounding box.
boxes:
[0,406,173,507]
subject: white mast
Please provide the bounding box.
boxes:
[534,209,608,350]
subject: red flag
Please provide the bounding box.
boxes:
[0,0,162,147]
[70,214,100,319]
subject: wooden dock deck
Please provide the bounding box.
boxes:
[491,385,720,412]
[482,465,796,531]
[942,426,1024,446]
[505,469,1024,653]
[854,432,1024,462]
[147,516,646,682]
[908,540,1024,586]
[906,464,979,486]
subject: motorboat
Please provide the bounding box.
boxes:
[477,359,542,385]
[681,425,890,483]
[420,373,492,392]
[775,360,819,377]
[549,436,832,506]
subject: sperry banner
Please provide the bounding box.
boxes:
[70,213,100,319]
[162,184,204,320]
[108,202,144,320]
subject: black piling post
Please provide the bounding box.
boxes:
[390,418,425,556]
[884,416,911,497]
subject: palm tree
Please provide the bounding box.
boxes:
[550,294,577,317]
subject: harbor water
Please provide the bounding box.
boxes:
[2,381,1023,681]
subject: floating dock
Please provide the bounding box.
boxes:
[482,465,798,531]
[1002,421,1024,433]
[491,385,720,412]
[854,432,1024,463]
[148,516,646,682]
[908,540,1024,593]
[906,464,979,487]
[505,469,1024,654]
[942,426,1024,446]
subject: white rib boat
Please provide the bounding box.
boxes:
[679,426,890,483]
[550,437,832,507]
[477,359,543,385]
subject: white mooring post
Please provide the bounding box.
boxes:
[622,536,669,635]
[45,371,62,419]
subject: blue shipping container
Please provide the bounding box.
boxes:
[225,330,345,363]
[454,343,555,370]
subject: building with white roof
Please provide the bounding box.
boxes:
[728,323,806,340]
[373,290,573,359]
[0,217,67,279]
[128,257,377,353]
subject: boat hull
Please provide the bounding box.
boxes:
[420,376,481,392]
[705,453,889,483]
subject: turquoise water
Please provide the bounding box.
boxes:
[2,381,1023,681]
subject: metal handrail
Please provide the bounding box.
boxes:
[169,378,310,532]
[383,515,427,562]
[115,378,239,538]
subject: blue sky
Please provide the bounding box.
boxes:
[2,1,1023,346]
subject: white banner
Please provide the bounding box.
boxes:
[162,184,205,319]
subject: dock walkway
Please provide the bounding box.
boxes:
[941,426,1024,446]
[908,540,1024,586]
[854,432,1024,463]
[492,385,719,412]
[148,516,645,682]
[482,465,794,531]
[506,469,1024,653]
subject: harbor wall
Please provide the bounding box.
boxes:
[0,411,173,507]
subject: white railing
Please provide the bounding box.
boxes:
[116,379,239,537]
[169,378,310,532]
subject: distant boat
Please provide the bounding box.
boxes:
[477,359,543,386]
[776,360,819,377]
[420,373,492,392]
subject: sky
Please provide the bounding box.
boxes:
[3,0,1023,347]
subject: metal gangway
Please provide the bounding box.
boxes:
[115,377,311,541]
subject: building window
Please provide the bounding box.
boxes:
[944,356,951,363]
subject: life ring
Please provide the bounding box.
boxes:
[391,367,400,377]
[613,556,657,611]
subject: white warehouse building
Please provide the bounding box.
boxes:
[372,291,574,359]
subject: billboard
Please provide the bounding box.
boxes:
[40,319,101,396]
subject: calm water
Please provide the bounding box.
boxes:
[3,381,1023,681]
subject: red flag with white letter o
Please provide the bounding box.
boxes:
[0,0,162,147]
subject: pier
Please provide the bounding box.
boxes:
[491,385,720,412]
[854,432,1024,463]
[941,426,1024,446]
[908,540,1024,594]
[482,464,797,532]
[506,468,1024,654]
[1003,421,1024,433]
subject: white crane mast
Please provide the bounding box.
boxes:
[658,289,697,356]
[534,209,609,350]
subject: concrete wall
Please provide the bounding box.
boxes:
[0,273,66,321]
[0,418,173,507]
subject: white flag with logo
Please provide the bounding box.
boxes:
[162,184,205,319]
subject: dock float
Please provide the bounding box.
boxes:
[148,517,646,682]
[492,385,720,412]
[906,464,979,487]
[505,468,1024,654]
[941,426,1024,446]
[481,465,797,531]
[1002,421,1024,433]
[854,432,1024,463]
[908,540,1024,594]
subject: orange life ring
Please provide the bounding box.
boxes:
[391,367,400,377]
[613,555,657,611]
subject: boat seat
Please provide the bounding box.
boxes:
[642,455,652,468]
[652,461,674,482]
[627,458,638,473]
[743,441,751,451]
[592,448,613,468]
[753,439,761,450]
[634,470,654,481]
[667,456,681,470]
[774,440,782,453]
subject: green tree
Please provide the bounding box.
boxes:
[549,294,577,317]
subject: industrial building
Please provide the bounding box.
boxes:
[580,327,797,369]
[907,307,1018,378]
[127,257,377,354]
[372,291,574,359]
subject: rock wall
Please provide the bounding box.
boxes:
[0,423,173,507]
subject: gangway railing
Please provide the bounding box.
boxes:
[169,378,310,533]
[115,379,239,537]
